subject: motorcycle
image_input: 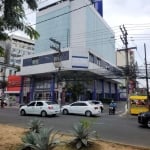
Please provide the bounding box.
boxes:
[109,106,115,115]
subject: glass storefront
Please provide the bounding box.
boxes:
[33,79,56,101]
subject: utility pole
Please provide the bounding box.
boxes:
[144,43,150,105]
[120,25,130,112]
[49,38,62,106]
[50,38,61,71]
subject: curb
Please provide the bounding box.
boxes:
[119,104,128,117]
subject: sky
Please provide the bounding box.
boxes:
[103,0,150,88]
[103,0,150,64]
[23,0,150,88]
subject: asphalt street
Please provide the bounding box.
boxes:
[0,102,149,148]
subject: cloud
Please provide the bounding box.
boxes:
[103,0,150,26]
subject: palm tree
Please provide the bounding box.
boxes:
[0,0,40,41]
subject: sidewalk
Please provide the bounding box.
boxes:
[103,101,127,114]
[4,104,20,109]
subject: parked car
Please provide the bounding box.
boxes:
[87,100,104,112]
[19,100,60,117]
[138,111,150,128]
[61,101,101,117]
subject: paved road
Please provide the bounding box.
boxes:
[0,102,149,148]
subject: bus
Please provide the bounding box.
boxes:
[130,95,149,115]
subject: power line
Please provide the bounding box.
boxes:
[7,1,98,34]
[33,2,94,26]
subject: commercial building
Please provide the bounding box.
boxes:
[0,35,34,102]
[8,35,34,66]
[0,34,34,80]
[19,0,122,104]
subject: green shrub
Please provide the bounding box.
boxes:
[69,119,98,150]
[28,119,43,133]
[20,128,59,150]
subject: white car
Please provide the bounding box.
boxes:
[20,100,60,117]
[61,101,101,117]
[87,100,104,112]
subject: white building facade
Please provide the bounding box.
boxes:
[9,35,34,66]
[0,34,35,82]
[19,0,122,104]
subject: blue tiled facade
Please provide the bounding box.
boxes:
[23,51,69,66]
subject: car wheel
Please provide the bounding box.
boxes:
[147,120,150,128]
[63,109,68,115]
[85,111,92,117]
[20,110,26,116]
[41,111,47,117]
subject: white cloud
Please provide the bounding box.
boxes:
[103,0,150,88]
[103,0,150,26]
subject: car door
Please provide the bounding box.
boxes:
[69,102,84,114]
[26,102,36,114]
[69,102,79,114]
[79,102,89,114]
[35,102,44,115]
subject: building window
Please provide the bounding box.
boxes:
[32,57,39,65]
[89,53,94,63]
[97,58,101,66]
[61,51,69,60]
[40,55,53,64]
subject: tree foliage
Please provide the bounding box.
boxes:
[0,0,40,42]
[65,81,85,101]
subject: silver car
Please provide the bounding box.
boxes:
[20,100,60,117]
